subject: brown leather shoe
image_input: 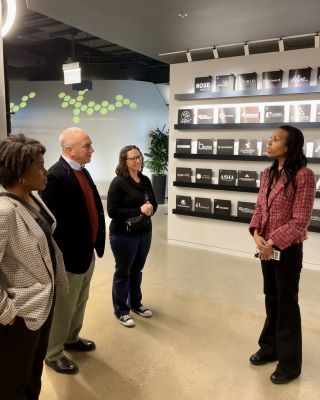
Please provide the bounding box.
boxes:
[64,338,96,352]
[45,356,79,374]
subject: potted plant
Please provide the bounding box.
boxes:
[144,125,169,204]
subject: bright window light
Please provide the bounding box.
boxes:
[1,0,17,37]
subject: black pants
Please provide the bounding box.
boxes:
[110,231,152,317]
[259,243,303,378]
[0,308,54,400]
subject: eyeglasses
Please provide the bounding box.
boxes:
[127,155,142,161]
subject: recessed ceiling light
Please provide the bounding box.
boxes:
[178,12,188,18]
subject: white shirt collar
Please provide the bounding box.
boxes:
[62,155,83,171]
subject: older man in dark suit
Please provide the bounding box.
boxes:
[41,127,105,374]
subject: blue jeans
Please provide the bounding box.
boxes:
[110,232,152,317]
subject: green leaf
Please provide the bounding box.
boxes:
[143,125,168,175]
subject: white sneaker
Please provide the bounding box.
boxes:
[117,314,135,327]
[131,306,152,318]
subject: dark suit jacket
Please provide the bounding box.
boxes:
[40,157,105,274]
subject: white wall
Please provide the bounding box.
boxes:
[0,5,7,138]
[10,80,168,195]
[168,48,320,268]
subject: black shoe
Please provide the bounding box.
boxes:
[64,338,96,352]
[249,350,277,365]
[270,370,300,384]
[45,356,79,374]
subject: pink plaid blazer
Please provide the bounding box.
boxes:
[249,166,316,250]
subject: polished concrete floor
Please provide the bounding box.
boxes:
[41,205,320,400]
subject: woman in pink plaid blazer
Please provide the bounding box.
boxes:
[249,125,316,384]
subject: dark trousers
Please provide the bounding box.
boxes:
[0,307,54,400]
[259,243,303,378]
[110,231,152,317]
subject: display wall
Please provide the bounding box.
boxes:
[10,80,168,195]
[168,48,320,268]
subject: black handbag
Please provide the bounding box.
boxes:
[126,213,150,233]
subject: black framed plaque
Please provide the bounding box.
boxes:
[240,106,260,123]
[315,174,320,191]
[218,169,237,186]
[197,108,214,124]
[195,197,212,213]
[217,107,236,124]
[197,139,214,154]
[195,168,213,184]
[312,140,320,158]
[176,195,192,211]
[237,201,255,220]
[214,199,232,216]
[216,139,235,155]
[195,76,213,93]
[176,138,192,154]
[238,139,258,156]
[238,170,257,187]
[309,209,320,228]
[178,109,194,124]
[237,72,257,90]
[176,167,192,182]
[215,74,236,92]
[288,67,312,88]
[264,105,285,123]
[289,104,311,123]
[262,70,283,89]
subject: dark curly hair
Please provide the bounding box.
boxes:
[115,145,144,177]
[268,125,307,192]
[0,133,46,187]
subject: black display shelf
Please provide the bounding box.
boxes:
[174,86,320,101]
[173,181,260,193]
[172,208,250,223]
[173,153,320,164]
[174,122,320,130]
[174,153,270,161]
[172,209,320,233]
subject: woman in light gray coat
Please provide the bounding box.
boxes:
[0,133,68,400]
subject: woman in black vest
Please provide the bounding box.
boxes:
[107,145,158,327]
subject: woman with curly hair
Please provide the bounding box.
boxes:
[0,133,68,400]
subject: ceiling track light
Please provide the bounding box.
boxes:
[212,47,219,59]
[186,51,192,62]
[158,32,318,60]
[1,0,17,37]
[278,39,284,52]
[178,12,188,18]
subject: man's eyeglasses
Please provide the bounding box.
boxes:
[127,155,142,161]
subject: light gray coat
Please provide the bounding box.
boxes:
[0,190,68,330]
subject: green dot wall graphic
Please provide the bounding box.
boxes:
[57,91,138,124]
[10,92,36,113]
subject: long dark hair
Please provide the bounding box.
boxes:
[115,145,144,177]
[268,125,307,191]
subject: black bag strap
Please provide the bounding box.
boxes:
[0,192,52,230]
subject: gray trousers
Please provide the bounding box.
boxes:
[46,253,95,361]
